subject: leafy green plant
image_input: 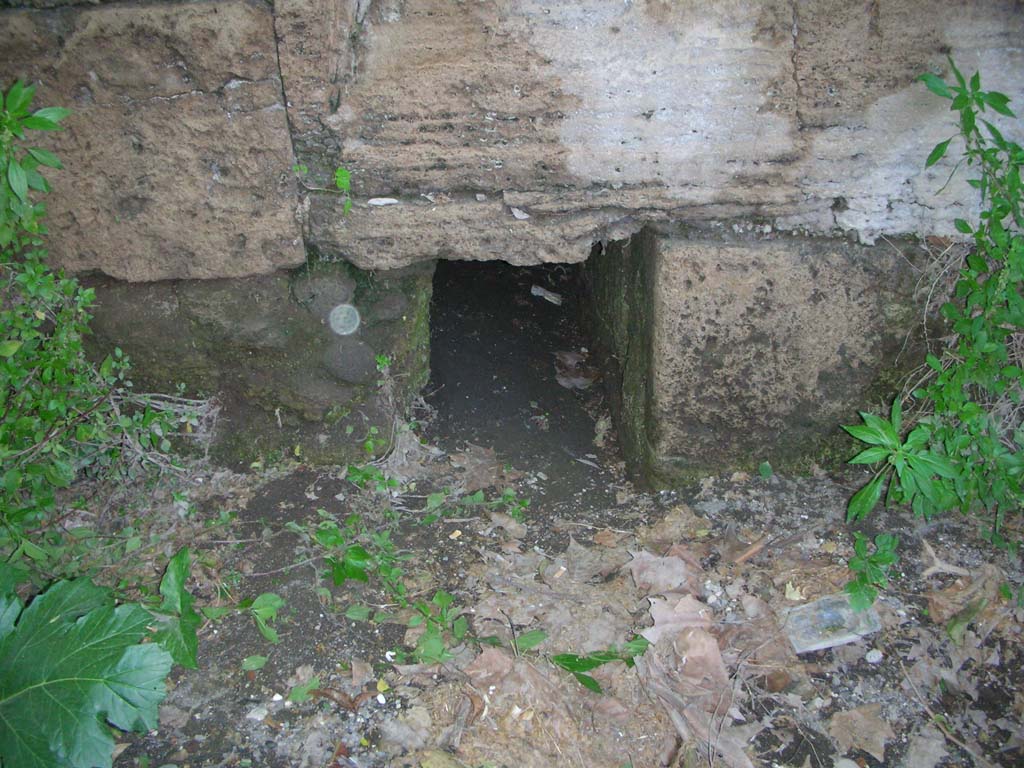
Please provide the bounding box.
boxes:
[149,547,201,668]
[245,592,285,644]
[845,533,899,611]
[842,60,1024,604]
[551,636,651,693]
[242,654,267,672]
[293,163,353,214]
[404,589,469,664]
[1,81,205,570]
[0,578,173,768]
[345,462,398,492]
[479,626,548,655]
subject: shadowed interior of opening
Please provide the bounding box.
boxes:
[424,259,621,515]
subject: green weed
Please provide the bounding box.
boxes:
[843,60,1024,605]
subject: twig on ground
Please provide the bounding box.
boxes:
[920,539,971,579]
[895,649,996,768]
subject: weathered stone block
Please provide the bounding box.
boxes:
[288,0,1023,269]
[0,0,304,281]
[587,229,922,482]
[85,260,434,465]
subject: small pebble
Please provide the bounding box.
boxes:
[376,693,387,705]
[865,649,884,664]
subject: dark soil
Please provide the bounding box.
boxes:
[111,261,1023,768]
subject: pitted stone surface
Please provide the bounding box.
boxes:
[0,0,304,281]
[281,0,1024,268]
[3,0,1023,277]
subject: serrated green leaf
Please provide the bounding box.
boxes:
[912,452,959,479]
[573,672,602,693]
[251,592,284,621]
[151,553,201,667]
[845,576,877,612]
[288,675,320,703]
[890,398,902,435]
[6,82,34,116]
[619,636,651,658]
[157,548,191,615]
[515,629,547,651]
[843,423,888,446]
[254,615,279,644]
[0,580,172,768]
[414,630,451,664]
[334,167,351,192]
[345,604,371,621]
[981,91,1015,117]
[926,138,952,168]
[0,595,22,641]
[26,148,61,169]
[30,107,70,124]
[849,445,890,464]
[7,160,28,204]
[919,72,952,99]
[151,612,200,669]
[0,340,22,357]
[200,606,233,621]
[847,473,885,522]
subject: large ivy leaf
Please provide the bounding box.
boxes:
[0,579,173,768]
[151,548,200,668]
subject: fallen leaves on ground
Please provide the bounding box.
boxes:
[449,443,521,492]
[828,703,895,762]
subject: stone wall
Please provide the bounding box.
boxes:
[85,261,433,466]
[1,0,305,281]
[2,0,1022,476]
[299,0,1024,270]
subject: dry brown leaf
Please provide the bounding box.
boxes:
[666,627,730,704]
[592,695,631,723]
[904,725,949,768]
[642,594,713,644]
[637,503,709,550]
[449,443,521,492]
[554,536,629,582]
[553,349,599,390]
[487,511,527,539]
[349,657,374,688]
[627,550,701,595]
[593,527,628,547]
[828,703,895,762]
[926,563,1003,624]
[637,653,753,768]
[464,648,514,688]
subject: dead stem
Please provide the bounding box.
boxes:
[894,648,996,768]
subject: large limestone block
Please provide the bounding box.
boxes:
[85,260,434,465]
[0,0,304,281]
[646,233,921,476]
[282,0,1023,270]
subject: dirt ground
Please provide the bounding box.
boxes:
[109,263,1023,768]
